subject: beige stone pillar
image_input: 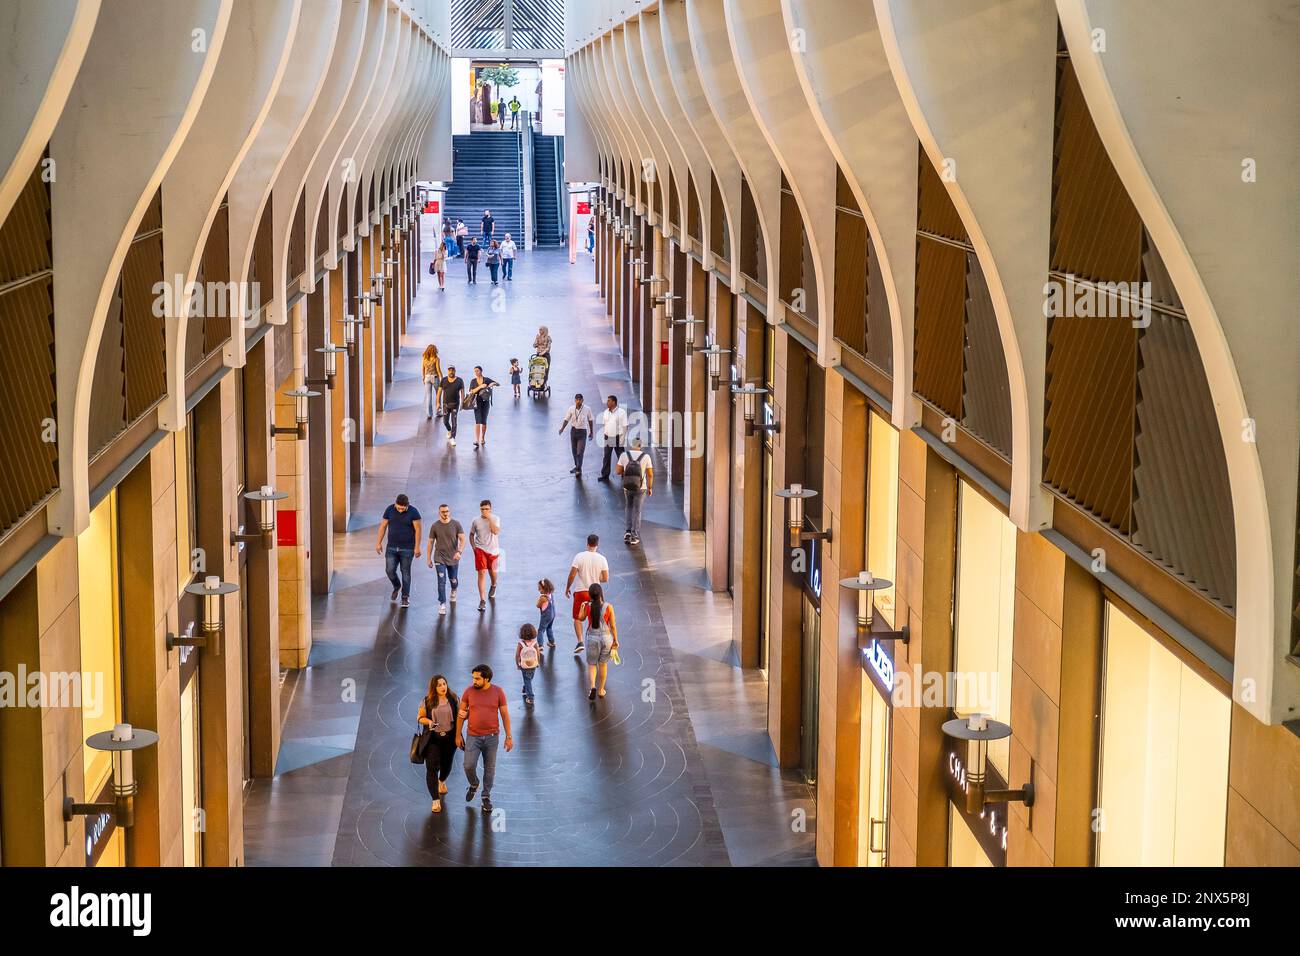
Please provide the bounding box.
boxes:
[329,266,351,534]
[274,298,312,668]
[681,257,708,530]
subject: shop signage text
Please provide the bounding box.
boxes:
[863,639,894,693]
[943,736,1009,866]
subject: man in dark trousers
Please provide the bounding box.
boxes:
[441,366,465,447]
[465,237,480,284]
[481,208,494,242]
[375,493,422,607]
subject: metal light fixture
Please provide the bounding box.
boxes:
[775,483,833,547]
[167,574,240,653]
[673,317,705,354]
[639,272,664,288]
[308,344,348,390]
[63,724,159,829]
[370,272,384,297]
[384,257,396,286]
[941,715,1035,814]
[697,343,733,391]
[339,314,365,354]
[840,571,909,643]
[732,383,778,436]
[271,387,321,440]
[231,485,289,549]
[359,292,374,325]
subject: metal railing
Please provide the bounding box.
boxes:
[519,110,534,251]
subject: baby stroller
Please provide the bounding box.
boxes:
[526,353,551,398]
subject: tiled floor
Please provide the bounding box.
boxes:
[242,231,815,866]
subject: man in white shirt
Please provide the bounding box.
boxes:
[500,233,517,282]
[617,437,654,546]
[559,393,596,477]
[469,499,501,612]
[597,395,628,482]
[565,534,610,654]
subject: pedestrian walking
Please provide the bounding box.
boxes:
[597,395,628,481]
[500,234,517,281]
[559,393,595,477]
[565,534,609,655]
[465,237,480,283]
[431,240,447,291]
[536,578,557,648]
[376,493,422,607]
[481,209,495,242]
[509,358,522,398]
[485,239,501,285]
[516,624,541,706]
[456,664,512,814]
[442,219,457,258]
[455,218,468,257]
[497,97,507,129]
[440,365,465,446]
[577,583,619,700]
[617,436,654,546]
[421,344,443,420]
[425,503,466,615]
[470,499,501,612]
[417,674,458,813]
[509,96,521,129]
[468,366,499,448]
[533,325,552,361]
[586,217,595,255]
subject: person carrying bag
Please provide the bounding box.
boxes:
[416,675,459,813]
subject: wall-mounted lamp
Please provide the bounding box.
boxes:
[638,273,665,288]
[63,724,159,830]
[359,292,374,325]
[673,317,705,354]
[697,344,733,391]
[270,387,320,440]
[384,257,397,286]
[370,272,384,297]
[840,572,909,644]
[732,383,778,437]
[941,715,1035,815]
[308,344,348,390]
[167,575,240,655]
[339,314,365,354]
[230,485,289,549]
[775,483,832,547]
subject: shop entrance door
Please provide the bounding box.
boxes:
[857,677,891,866]
[799,596,820,784]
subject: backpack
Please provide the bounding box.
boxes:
[621,451,648,492]
[519,640,539,669]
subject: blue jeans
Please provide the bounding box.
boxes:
[539,606,555,644]
[502,258,514,280]
[385,547,414,599]
[521,666,536,699]
[462,733,499,798]
[435,562,459,603]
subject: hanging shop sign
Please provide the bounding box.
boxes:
[84,779,118,867]
[943,733,1010,867]
[861,636,895,698]
[801,524,822,604]
[577,201,591,215]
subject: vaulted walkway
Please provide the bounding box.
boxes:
[243,234,814,866]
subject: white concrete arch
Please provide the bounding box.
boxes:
[225,13,340,335]
[782,0,921,427]
[392,39,438,202]
[610,24,674,227]
[266,1,345,314]
[661,0,745,274]
[349,13,409,236]
[0,0,99,227]
[357,20,417,231]
[1058,0,1300,725]
[571,47,623,200]
[724,0,838,362]
[47,0,232,537]
[625,16,692,242]
[403,43,444,190]
[686,0,783,318]
[372,30,431,219]
[874,0,1055,532]
[640,7,714,263]
[595,34,652,217]
[415,49,453,185]
[337,4,401,245]
[158,0,303,431]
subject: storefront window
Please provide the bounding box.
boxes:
[180,673,202,866]
[948,804,995,867]
[953,481,1015,778]
[1097,603,1229,866]
[865,411,899,627]
[175,417,197,595]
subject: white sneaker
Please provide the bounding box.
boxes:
[439,603,447,615]
[449,437,456,447]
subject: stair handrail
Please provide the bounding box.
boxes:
[554,136,566,246]
[520,110,534,252]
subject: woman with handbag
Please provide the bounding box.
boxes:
[466,365,499,449]
[485,239,502,285]
[421,344,443,420]
[431,239,447,291]
[416,674,459,812]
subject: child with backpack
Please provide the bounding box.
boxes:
[537,578,557,648]
[516,623,542,706]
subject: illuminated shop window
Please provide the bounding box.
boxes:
[865,411,899,628]
[948,804,995,867]
[1097,603,1229,866]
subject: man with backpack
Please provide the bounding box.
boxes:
[616,437,653,546]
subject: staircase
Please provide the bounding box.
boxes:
[532,131,563,247]
[445,131,523,242]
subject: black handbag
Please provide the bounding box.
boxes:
[410,720,432,764]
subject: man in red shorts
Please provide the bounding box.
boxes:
[469,499,501,612]
[564,533,609,656]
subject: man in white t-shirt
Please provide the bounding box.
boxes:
[564,533,610,655]
[617,437,654,546]
[469,499,501,612]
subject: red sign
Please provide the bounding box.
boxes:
[660,341,669,365]
[277,510,297,547]
[576,201,591,215]
[424,200,439,214]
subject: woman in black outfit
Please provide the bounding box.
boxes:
[418,674,459,813]
[467,366,499,449]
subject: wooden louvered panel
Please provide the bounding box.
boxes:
[1141,229,1183,313]
[88,279,127,456]
[1131,314,1236,608]
[251,200,273,308]
[137,188,163,235]
[273,320,292,388]
[0,277,58,533]
[740,177,766,287]
[833,206,868,357]
[917,148,966,243]
[865,230,892,375]
[653,176,663,226]
[710,173,729,261]
[1042,313,1136,531]
[1051,57,1140,282]
[288,190,306,283]
[961,252,1013,458]
[779,187,803,309]
[201,204,231,356]
[122,232,166,421]
[913,237,966,418]
[185,243,207,373]
[0,162,52,284]
[337,188,347,241]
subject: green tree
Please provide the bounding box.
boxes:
[478,65,520,104]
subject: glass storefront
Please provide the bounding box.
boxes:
[180,670,202,866]
[866,411,898,626]
[948,804,995,867]
[857,676,891,866]
[1096,602,1230,866]
[799,594,820,785]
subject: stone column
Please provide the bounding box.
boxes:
[306,282,333,596]
[703,276,732,589]
[681,256,708,529]
[274,298,312,669]
[329,265,351,533]
[359,233,377,446]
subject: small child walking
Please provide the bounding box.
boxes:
[516,623,541,706]
[509,358,522,398]
[537,578,556,648]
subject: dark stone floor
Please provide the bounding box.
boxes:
[243,235,815,866]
